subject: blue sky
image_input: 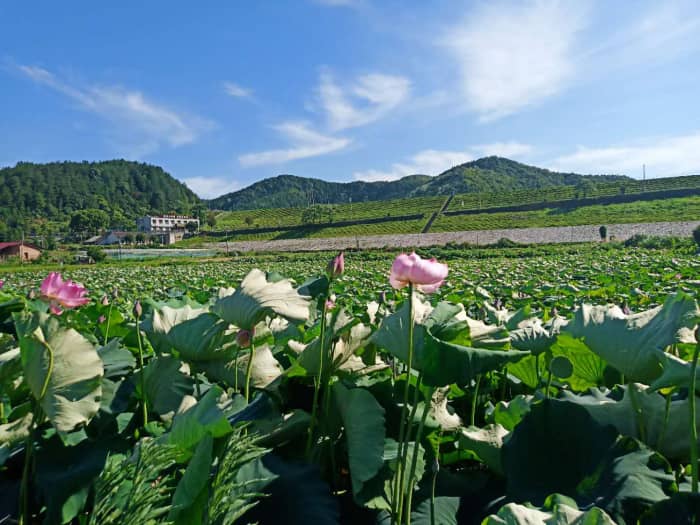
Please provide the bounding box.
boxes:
[2,1,700,198]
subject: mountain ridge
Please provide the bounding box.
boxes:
[207,156,630,211]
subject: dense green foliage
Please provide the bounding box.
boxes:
[1,245,699,524]
[208,157,629,211]
[0,160,201,240]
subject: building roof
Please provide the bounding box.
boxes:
[0,242,41,251]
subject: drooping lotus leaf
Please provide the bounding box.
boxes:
[502,399,676,523]
[563,292,699,383]
[484,303,532,330]
[483,494,616,525]
[0,406,33,466]
[14,312,103,433]
[561,383,700,461]
[333,382,386,496]
[166,386,232,454]
[458,424,508,474]
[139,356,194,419]
[97,339,136,379]
[165,312,235,362]
[510,316,567,355]
[212,269,311,329]
[141,304,209,355]
[198,344,282,390]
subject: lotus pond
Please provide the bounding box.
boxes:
[1,244,699,524]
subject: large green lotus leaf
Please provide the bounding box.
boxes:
[212,269,311,328]
[0,407,33,466]
[509,316,567,355]
[458,424,508,474]
[420,331,529,388]
[484,303,532,330]
[489,395,533,431]
[139,356,194,419]
[0,347,21,385]
[238,454,340,524]
[463,316,511,349]
[333,382,386,496]
[97,339,136,379]
[410,496,460,525]
[166,312,235,362]
[550,333,607,391]
[483,497,616,525]
[142,304,209,355]
[197,344,282,390]
[166,386,231,454]
[370,294,431,365]
[561,384,700,461]
[563,293,699,383]
[14,312,103,433]
[502,399,675,523]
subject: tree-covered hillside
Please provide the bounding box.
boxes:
[0,160,201,240]
[412,156,629,195]
[209,157,631,211]
[208,174,431,211]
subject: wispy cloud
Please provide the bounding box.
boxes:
[317,71,410,130]
[182,176,240,199]
[238,121,351,167]
[440,1,587,121]
[223,81,253,99]
[17,65,212,154]
[549,132,700,177]
[353,142,532,181]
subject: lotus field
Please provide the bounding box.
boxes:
[1,246,700,524]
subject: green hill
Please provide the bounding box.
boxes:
[207,173,431,210]
[0,160,201,240]
[209,157,629,211]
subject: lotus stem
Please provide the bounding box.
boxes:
[394,284,414,524]
[399,371,424,522]
[135,313,148,427]
[19,426,33,525]
[103,302,113,346]
[690,331,700,493]
[405,386,433,524]
[307,294,329,457]
[471,375,482,426]
[244,340,256,403]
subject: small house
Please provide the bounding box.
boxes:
[0,242,42,261]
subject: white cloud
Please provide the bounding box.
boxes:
[17,65,212,153]
[182,176,240,199]
[318,71,410,130]
[239,121,351,167]
[441,1,587,121]
[550,132,700,176]
[353,142,532,181]
[223,81,252,99]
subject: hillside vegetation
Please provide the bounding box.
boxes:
[207,157,629,211]
[0,160,201,240]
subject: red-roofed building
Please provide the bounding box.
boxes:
[0,242,42,261]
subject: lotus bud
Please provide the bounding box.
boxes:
[327,251,344,278]
[27,289,36,300]
[98,315,106,324]
[101,295,110,306]
[0,279,4,289]
[236,328,253,348]
[133,300,142,318]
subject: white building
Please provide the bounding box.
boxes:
[137,215,199,233]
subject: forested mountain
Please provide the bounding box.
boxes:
[0,160,200,240]
[414,156,628,195]
[209,157,630,211]
[207,174,431,210]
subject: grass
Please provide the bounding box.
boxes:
[432,195,700,232]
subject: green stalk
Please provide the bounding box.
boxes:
[19,429,33,525]
[430,462,437,525]
[628,382,647,443]
[393,284,414,525]
[103,302,113,346]
[534,353,541,387]
[135,315,148,427]
[689,334,700,493]
[545,367,553,399]
[470,375,482,427]
[307,295,329,457]
[398,372,424,523]
[244,340,256,403]
[405,386,434,524]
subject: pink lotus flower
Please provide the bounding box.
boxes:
[389,252,448,294]
[327,252,344,278]
[40,272,89,315]
[0,279,4,289]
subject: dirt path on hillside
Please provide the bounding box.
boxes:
[205,221,700,253]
